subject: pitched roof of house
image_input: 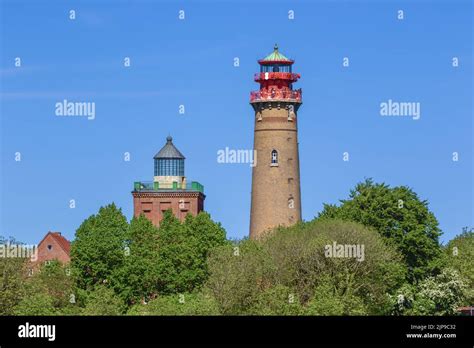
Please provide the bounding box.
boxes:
[38,231,71,255]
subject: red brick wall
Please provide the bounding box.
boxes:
[132,192,205,226]
[34,233,70,266]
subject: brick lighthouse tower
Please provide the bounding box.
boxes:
[249,45,303,239]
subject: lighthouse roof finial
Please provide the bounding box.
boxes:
[154,135,185,159]
[260,44,293,64]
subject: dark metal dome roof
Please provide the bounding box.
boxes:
[153,136,185,159]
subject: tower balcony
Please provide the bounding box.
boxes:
[254,72,300,82]
[133,181,204,193]
[250,88,302,103]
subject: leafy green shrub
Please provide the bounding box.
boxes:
[14,293,57,315]
[82,285,126,315]
[318,179,444,281]
[206,220,405,315]
[128,292,220,315]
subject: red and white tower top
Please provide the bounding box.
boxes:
[250,44,302,105]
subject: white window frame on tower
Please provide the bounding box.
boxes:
[288,105,295,121]
[270,149,279,167]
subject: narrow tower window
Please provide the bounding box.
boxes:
[271,150,279,166]
[288,105,295,121]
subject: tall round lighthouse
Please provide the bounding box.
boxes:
[249,44,303,239]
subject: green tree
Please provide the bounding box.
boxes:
[81,285,125,315]
[30,261,74,309]
[181,212,227,286]
[0,252,28,314]
[70,203,128,289]
[250,285,303,315]
[445,227,474,304]
[156,210,227,294]
[69,204,226,313]
[13,261,80,315]
[318,179,443,281]
[13,292,57,315]
[304,278,367,315]
[418,267,469,315]
[206,240,275,314]
[114,215,160,304]
[0,236,34,315]
[395,268,469,315]
[206,220,405,315]
[155,211,194,294]
[128,291,220,315]
[268,220,405,314]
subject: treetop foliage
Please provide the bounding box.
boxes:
[317,178,444,281]
[1,180,470,316]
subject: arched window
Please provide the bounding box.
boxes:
[288,104,295,121]
[271,150,278,166]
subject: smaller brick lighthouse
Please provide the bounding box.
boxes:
[132,136,205,226]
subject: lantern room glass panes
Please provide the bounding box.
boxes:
[154,158,184,176]
[260,64,291,73]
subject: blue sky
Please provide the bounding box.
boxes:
[1,0,472,244]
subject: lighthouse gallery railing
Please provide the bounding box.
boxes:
[250,88,302,103]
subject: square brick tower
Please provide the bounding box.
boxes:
[249,45,303,239]
[132,136,205,226]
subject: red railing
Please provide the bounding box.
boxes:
[250,88,302,103]
[254,72,300,82]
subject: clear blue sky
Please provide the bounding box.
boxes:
[1,0,472,244]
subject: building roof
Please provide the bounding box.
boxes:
[260,44,293,64]
[153,136,185,159]
[38,231,71,256]
[458,306,474,315]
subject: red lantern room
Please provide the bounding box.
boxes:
[250,44,302,104]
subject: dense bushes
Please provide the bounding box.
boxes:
[206,220,406,315]
[70,205,227,306]
[1,180,472,316]
[0,246,28,315]
[128,292,220,315]
[318,179,444,282]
